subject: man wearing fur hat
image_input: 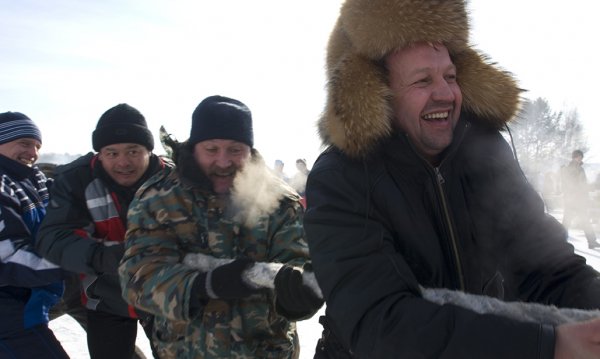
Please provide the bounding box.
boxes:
[119,95,323,358]
[304,1,600,358]
[0,111,68,358]
[36,103,169,359]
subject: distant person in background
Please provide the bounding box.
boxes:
[561,149,599,249]
[290,158,310,208]
[274,159,289,182]
[36,103,169,359]
[119,95,322,358]
[594,173,600,223]
[0,112,68,358]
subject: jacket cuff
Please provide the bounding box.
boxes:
[189,274,205,317]
[538,324,555,359]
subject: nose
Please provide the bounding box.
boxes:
[115,154,131,167]
[432,79,455,102]
[27,146,39,161]
[215,151,233,168]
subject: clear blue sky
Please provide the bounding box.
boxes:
[1,0,598,172]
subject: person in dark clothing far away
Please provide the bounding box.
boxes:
[304,1,600,358]
[36,103,169,359]
[560,149,599,249]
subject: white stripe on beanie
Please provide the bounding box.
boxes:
[0,118,42,144]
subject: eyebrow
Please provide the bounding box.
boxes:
[413,62,456,74]
[405,63,457,79]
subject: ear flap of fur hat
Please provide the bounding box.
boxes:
[319,0,522,158]
[454,49,521,129]
[319,32,392,158]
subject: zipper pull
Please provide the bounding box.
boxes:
[434,167,445,184]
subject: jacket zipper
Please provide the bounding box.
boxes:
[433,167,465,290]
[402,120,470,290]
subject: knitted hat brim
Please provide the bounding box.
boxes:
[92,123,154,151]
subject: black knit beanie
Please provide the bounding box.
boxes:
[189,95,253,147]
[92,103,154,151]
[0,111,42,145]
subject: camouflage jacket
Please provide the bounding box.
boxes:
[119,145,311,359]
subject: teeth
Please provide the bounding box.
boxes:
[423,112,449,120]
[19,158,34,166]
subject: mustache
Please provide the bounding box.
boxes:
[207,165,239,177]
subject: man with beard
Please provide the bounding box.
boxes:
[303,0,600,358]
[0,111,68,358]
[36,104,168,359]
[119,95,323,359]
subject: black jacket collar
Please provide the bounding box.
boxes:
[0,154,38,180]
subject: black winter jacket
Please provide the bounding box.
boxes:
[36,152,169,318]
[304,119,600,358]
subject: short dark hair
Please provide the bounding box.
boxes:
[572,150,584,159]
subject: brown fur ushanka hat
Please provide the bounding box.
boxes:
[319,0,522,158]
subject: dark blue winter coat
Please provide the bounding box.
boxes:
[0,155,63,337]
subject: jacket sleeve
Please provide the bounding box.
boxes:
[119,183,201,322]
[0,187,63,287]
[35,169,100,275]
[472,130,600,310]
[304,151,556,359]
[266,197,311,265]
[266,196,321,320]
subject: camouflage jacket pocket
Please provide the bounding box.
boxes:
[153,316,187,359]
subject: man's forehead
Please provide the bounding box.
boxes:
[11,137,41,147]
[101,143,144,151]
[198,139,248,147]
[386,46,456,85]
[387,43,452,66]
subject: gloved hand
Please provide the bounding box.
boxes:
[89,243,125,275]
[196,257,261,300]
[274,264,324,320]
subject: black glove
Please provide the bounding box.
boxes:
[274,264,324,320]
[195,257,260,300]
[89,243,125,275]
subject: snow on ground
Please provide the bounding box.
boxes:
[550,208,600,269]
[49,210,600,358]
[49,300,325,358]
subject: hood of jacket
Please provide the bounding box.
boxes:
[319,0,522,158]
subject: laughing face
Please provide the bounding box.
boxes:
[98,143,151,187]
[385,42,462,164]
[0,138,41,167]
[193,139,251,194]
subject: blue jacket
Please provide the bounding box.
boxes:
[0,155,63,337]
